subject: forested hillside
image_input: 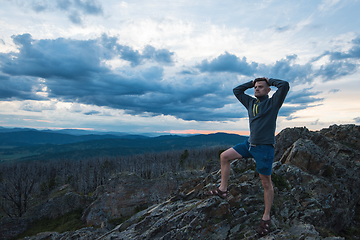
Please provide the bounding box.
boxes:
[0,145,225,219]
[0,130,247,162]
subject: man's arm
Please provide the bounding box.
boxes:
[233,80,255,108]
[268,78,290,107]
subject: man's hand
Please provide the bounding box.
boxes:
[265,77,269,86]
[253,77,270,87]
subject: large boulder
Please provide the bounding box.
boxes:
[81,171,203,227]
[280,138,327,174]
[24,184,93,220]
[0,184,93,240]
[320,124,360,150]
[274,126,312,162]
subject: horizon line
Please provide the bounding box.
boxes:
[0,125,250,136]
[159,130,251,136]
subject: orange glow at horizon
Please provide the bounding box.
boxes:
[36,120,53,123]
[161,129,250,136]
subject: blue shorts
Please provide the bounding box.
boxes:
[233,141,275,176]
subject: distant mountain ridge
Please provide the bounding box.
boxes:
[0,128,152,147]
[0,127,168,137]
[0,127,248,162]
[0,130,126,146]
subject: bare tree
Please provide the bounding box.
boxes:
[0,162,39,217]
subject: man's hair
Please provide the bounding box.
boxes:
[254,77,269,86]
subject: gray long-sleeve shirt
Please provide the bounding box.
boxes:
[233,78,290,145]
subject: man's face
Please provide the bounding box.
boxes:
[254,81,271,98]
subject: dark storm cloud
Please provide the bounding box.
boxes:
[67,74,236,121]
[92,84,240,121]
[0,34,174,104]
[312,36,360,80]
[316,61,357,80]
[262,55,313,83]
[328,37,360,60]
[0,75,43,100]
[285,88,323,105]
[196,52,258,76]
[1,34,107,80]
[45,69,164,103]
[269,87,323,118]
[100,35,174,67]
[142,45,174,65]
[275,88,324,118]
[0,34,173,80]
[1,33,359,122]
[196,53,313,84]
[279,105,310,118]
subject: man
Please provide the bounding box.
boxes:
[205,77,290,236]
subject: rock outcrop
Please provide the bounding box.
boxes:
[25,184,93,220]
[81,170,202,228]
[320,124,360,150]
[4,124,360,240]
[0,184,93,240]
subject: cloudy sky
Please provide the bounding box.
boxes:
[0,0,359,135]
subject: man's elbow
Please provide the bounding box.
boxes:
[285,81,290,91]
[280,80,290,91]
[233,88,239,96]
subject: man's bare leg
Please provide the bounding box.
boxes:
[259,173,273,221]
[219,148,242,193]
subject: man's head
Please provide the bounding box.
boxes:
[253,77,271,98]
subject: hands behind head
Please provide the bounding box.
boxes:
[253,77,270,87]
[260,77,269,84]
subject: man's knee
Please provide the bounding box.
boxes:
[220,151,228,161]
[260,175,273,190]
[220,148,242,163]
